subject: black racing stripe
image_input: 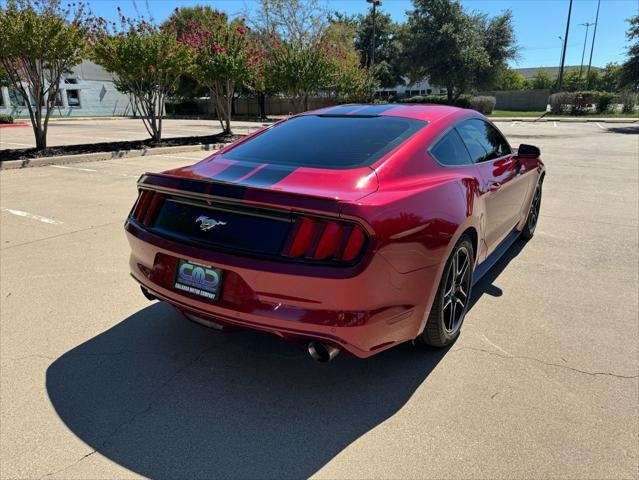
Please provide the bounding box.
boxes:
[351,104,398,115]
[239,165,298,188]
[320,105,366,115]
[212,162,261,183]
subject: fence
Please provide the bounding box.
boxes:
[479,89,550,111]
[194,96,338,117]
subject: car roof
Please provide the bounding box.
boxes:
[307,103,465,124]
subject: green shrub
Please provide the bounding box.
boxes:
[619,89,638,113]
[470,96,496,114]
[0,115,14,124]
[399,94,472,109]
[549,91,603,115]
[549,92,575,114]
[595,92,615,113]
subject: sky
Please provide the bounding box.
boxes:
[83,0,637,68]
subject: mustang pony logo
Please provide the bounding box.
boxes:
[195,215,227,231]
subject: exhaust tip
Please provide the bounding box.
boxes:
[140,286,157,301]
[308,341,340,363]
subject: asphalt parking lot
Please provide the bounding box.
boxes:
[1,121,637,479]
[0,118,267,150]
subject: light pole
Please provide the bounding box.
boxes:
[557,0,573,92]
[586,0,601,89]
[579,22,595,79]
[557,36,564,68]
[366,0,382,68]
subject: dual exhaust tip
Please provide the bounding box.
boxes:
[307,341,340,363]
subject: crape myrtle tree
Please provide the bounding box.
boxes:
[0,0,89,150]
[89,11,191,142]
[402,0,517,103]
[174,13,264,134]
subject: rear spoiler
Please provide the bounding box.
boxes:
[137,173,343,215]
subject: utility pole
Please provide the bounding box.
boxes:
[366,0,382,68]
[586,0,601,89]
[579,22,595,79]
[557,0,573,92]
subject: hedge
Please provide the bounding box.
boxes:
[399,94,473,109]
[549,91,619,115]
[0,114,14,124]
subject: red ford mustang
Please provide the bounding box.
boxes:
[126,104,544,361]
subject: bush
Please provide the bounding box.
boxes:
[0,115,14,124]
[399,94,472,109]
[549,92,575,114]
[470,96,496,114]
[595,92,615,113]
[619,89,638,113]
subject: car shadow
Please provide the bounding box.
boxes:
[45,240,528,479]
[605,125,639,135]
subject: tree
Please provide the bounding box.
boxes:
[597,63,621,92]
[530,69,555,90]
[402,0,517,102]
[267,40,333,112]
[492,67,526,91]
[0,0,89,150]
[89,12,191,142]
[350,10,403,88]
[619,14,639,90]
[176,13,263,134]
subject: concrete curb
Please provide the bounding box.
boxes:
[489,117,638,123]
[0,143,226,171]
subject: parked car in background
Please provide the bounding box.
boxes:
[125,104,544,362]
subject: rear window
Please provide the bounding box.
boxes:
[223,115,427,169]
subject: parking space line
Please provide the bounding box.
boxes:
[553,121,557,128]
[1,208,62,225]
[50,165,97,172]
[596,122,604,129]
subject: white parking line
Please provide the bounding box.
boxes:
[50,165,97,172]
[1,208,62,225]
[553,121,557,128]
[596,122,604,129]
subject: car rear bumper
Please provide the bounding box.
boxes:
[125,221,442,358]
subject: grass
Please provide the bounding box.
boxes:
[490,110,639,118]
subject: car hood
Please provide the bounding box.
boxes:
[162,154,379,202]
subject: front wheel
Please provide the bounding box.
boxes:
[417,235,474,347]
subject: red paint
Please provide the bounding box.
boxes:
[126,104,544,358]
[0,123,30,128]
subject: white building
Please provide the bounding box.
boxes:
[0,60,132,118]
[376,77,447,99]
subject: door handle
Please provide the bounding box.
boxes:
[489,182,502,191]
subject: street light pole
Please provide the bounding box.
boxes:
[579,22,595,79]
[586,0,601,89]
[557,0,573,92]
[366,0,382,68]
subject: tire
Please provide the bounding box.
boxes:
[521,181,542,240]
[418,234,474,347]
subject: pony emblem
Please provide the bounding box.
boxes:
[196,215,227,231]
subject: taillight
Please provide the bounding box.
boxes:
[131,189,163,226]
[283,216,368,264]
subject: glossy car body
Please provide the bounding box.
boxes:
[125,104,545,358]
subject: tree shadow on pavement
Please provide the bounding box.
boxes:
[45,239,528,479]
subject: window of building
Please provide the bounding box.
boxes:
[427,89,432,94]
[64,78,78,84]
[430,129,473,166]
[456,119,510,163]
[0,89,5,107]
[66,89,81,107]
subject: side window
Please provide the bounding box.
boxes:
[430,129,473,166]
[457,119,511,163]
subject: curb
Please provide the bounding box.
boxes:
[0,143,226,171]
[0,123,30,128]
[489,117,638,123]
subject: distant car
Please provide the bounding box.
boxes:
[126,104,544,362]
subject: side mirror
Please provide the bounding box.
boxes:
[517,143,540,158]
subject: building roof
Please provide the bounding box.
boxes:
[514,65,601,79]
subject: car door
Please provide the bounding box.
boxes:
[456,119,530,254]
